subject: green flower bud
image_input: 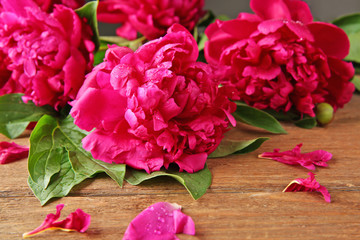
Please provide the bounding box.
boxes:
[316,103,334,126]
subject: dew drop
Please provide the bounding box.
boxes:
[153,229,162,235]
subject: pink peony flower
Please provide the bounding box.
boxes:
[0,141,29,164]
[204,0,355,117]
[23,204,91,238]
[71,24,236,173]
[0,0,94,110]
[97,0,205,40]
[34,0,85,12]
[258,143,332,170]
[283,172,331,203]
[123,202,195,240]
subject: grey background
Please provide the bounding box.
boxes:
[98,0,360,35]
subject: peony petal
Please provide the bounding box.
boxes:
[0,141,29,164]
[258,143,332,170]
[70,88,128,132]
[250,0,292,21]
[1,0,38,16]
[325,57,355,110]
[175,153,208,173]
[283,172,331,203]
[123,202,195,240]
[307,22,350,59]
[218,19,259,40]
[23,204,91,238]
[283,0,313,23]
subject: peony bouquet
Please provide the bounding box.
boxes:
[0,0,357,207]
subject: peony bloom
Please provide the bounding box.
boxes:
[258,143,332,170]
[123,202,195,240]
[0,0,94,109]
[283,172,331,203]
[23,204,91,238]
[71,24,236,173]
[205,0,355,117]
[97,0,205,40]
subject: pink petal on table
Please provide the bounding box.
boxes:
[123,202,195,240]
[283,172,331,203]
[258,143,332,170]
[0,141,29,164]
[23,204,91,238]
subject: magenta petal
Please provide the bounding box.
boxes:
[250,0,292,21]
[123,202,195,240]
[0,141,29,164]
[283,172,331,203]
[23,204,91,238]
[258,143,332,170]
[283,0,313,23]
[307,22,350,59]
[70,88,128,131]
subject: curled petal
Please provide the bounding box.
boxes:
[250,0,292,21]
[258,143,332,170]
[123,202,195,240]
[23,204,91,238]
[283,172,331,203]
[0,141,29,164]
[283,0,313,23]
[307,22,350,59]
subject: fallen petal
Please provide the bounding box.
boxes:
[123,202,195,240]
[283,172,331,203]
[258,143,332,170]
[23,204,91,238]
[0,141,29,164]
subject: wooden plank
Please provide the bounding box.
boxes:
[0,94,359,239]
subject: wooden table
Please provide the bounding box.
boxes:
[1,95,360,240]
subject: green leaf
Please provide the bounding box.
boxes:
[0,94,56,138]
[294,117,317,129]
[125,165,212,200]
[28,114,126,205]
[209,137,269,158]
[75,0,100,51]
[0,122,29,139]
[333,13,360,62]
[94,48,106,65]
[333,13,360,33]
[351,75,360,91]
[197,33,208,52]
[263,109,298,121]
[28,153,89,206]
[234,103,287,134]
[99,36,145,51]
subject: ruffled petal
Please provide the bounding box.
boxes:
[283,172,331,203]
[23,204,90,238]
[0,141,29,164]
[259,143,332,170]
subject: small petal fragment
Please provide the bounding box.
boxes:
[123,202,195,240]
[23,204,91,238]
[0,141,29,164]
[283,172,331,203]
[258,143,332,170]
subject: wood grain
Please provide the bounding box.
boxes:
[1,95,360,240]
